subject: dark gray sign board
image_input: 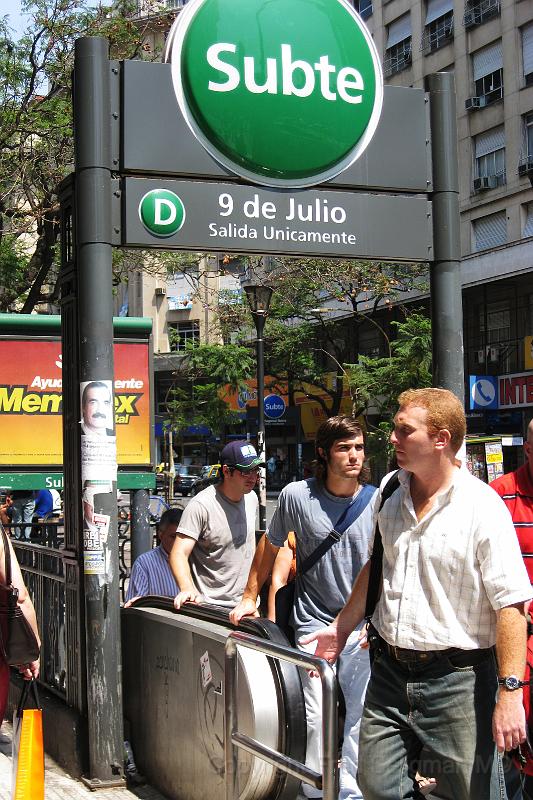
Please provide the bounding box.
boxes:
[120,61,431,194]
[121,178,433,261]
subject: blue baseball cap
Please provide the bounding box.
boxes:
[220,441,264,471]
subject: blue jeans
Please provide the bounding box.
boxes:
[297,625,370,800]
[11,497,35,540]
[357,646,505,800]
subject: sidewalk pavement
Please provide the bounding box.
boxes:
[0,723,168,800]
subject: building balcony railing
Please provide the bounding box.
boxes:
[518,154,533,178]
[463,0,500,28]
[383,44,412,77]
[421,15,454,54]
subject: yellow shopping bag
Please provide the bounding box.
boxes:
[12,680,44,800]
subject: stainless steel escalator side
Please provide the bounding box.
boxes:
[121,597,306,800]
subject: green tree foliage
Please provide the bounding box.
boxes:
[345,313,432,466]
[165,342,255,439]
[0,0,164,311]
[263,257,428,416]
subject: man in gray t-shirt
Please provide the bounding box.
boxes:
[230,417,377,800]
[170,441,262,609]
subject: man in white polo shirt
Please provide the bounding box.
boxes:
[305,388,533,800]
[170,441,261,608]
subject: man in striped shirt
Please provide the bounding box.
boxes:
[125,508,182,603]
[491,420,533,800]
[491,419,533,582]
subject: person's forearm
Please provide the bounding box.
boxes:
[170,551,197,594]
[495,604,527,682]
[335,560,371,636]
[242,535,278,602]
[20,595,40,647]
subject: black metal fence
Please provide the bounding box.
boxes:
[8,516,156,710]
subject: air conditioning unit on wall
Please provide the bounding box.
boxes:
[473,175,498,192]
[155,287,166,296]
[465,95,486,111]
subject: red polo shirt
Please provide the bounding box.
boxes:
[491,463,533,582]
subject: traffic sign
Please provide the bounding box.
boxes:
[122,178,433,261]
[165,0,383,187]
[264,394,286,419]
[138,189,186,237]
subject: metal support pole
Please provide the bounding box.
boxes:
[74,36,124,788]
[131,489,152,562]
[255,312,267,532]
[426,72,465,403]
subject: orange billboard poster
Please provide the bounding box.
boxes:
[0,339,151,467]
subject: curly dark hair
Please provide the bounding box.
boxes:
[312,416,370,484]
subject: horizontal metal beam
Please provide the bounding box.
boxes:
[232,732,322,788]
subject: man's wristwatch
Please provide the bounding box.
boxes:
[498,675,527,691]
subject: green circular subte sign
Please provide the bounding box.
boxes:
[165,0,383,188]
[138,189,186,237]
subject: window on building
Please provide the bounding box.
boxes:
[481,301,510,345]
[472,211,507,251]
[479,300,511,371]
[522,112,533,158]
[523,22,533,86]
[473,126,506,190]
[384,14,412,77]
[354,0,373,20]
[523,204,533,238]
[358,325,382,359]
[422,0,453,53]
[463,0,500,29]
[168,321,200,352]
[472,41,503,105]
[519,113,533,175]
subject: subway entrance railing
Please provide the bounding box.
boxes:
[122,597,338,800]
[225,630,338,800]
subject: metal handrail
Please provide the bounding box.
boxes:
[225,630,338,800]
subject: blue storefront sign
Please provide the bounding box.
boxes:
[264,394,286,419]
[469,375,498,411]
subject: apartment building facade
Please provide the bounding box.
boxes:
[351,0,533,477]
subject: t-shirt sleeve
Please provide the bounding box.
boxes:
[476,490,533,610]
[177,498,207,542]
[126,558,149,601]
[266,488,293,548]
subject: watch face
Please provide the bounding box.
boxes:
[505,676,520,690]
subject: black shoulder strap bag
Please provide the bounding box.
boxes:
[0,523,40,666]
[275,484,375,646]
[364,471,401,626]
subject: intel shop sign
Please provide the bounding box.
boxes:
[165,0,383,187]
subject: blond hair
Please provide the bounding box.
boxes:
[398,388,466,454]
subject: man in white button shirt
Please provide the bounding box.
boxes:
[304,388,533,800]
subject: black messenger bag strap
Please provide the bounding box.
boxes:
[298,485,374,577]
[364,471,401,622]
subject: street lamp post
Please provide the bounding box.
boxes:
[243,283,273,532]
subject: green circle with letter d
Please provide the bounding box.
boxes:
[138,189,186,237]
[165,0,383,188]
